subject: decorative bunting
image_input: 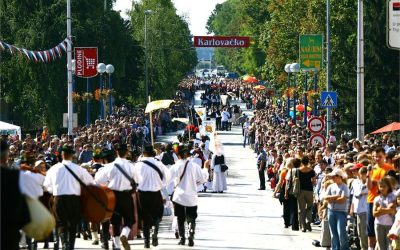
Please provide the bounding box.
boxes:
[0,38,72,63]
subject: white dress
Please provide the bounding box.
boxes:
[211,154,227,192]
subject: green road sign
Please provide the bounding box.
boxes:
[299,34,323,70]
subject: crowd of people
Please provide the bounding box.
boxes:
[2,72,400,250]
[0,75,233,250]
[240,83,400,250]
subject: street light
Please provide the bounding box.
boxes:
[144,9,153,103]
[284,64,292,118]
[290,63,300,123]
[97,63,106,119]
[106,64,115,115]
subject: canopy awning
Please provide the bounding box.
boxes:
[0,121,21,138]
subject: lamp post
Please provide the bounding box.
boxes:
[66,0,73,135]
[86,78,90,125]
[326,0,332,135]
[144,9,153,103]
[284,64,292,118]
[357,0,365,140]
[290,63,300,123]
[313,69,319,116]
[106,64,114,116]
[304,71,308,125]
[97,63,106,119]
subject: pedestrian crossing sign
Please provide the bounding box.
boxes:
[320,91,337,108]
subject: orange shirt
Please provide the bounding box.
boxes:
[280,168,288,185]
[367,163,394,203]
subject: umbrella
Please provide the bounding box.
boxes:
[253,85,266,91]
[243,75,259,83]
[145,99,175,113]
[296,104,312,112]
[371,122,400,134]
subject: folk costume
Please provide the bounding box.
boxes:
[135,145,171,248]
[43,145,94,250]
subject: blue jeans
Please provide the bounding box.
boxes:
[328,209,349,250]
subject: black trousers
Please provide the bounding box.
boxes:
[137,190,163,239]
[53,195,81,249]
[282,198,291,227]
[258,165,266,189]
[173,202,198,224]
[111,190,135,236]
[288,194,299,230]
[216,118,222,130]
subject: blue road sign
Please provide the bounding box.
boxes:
[320,91,337,108]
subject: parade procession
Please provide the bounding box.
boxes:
[1,0,400,250]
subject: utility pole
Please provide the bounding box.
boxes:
[357,0,365,140]
[67,0,73,135]
[144,10,152,103]
[326,0,332,135]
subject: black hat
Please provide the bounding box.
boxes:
[143,144,155,155]
[101,149,114,158]
[114,143,128,152]
[61,144,75,154]
[93,148,103,159]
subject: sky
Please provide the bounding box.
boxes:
[113,0,226,35]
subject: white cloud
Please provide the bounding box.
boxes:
[113,0,226,35]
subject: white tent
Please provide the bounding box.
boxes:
[0,121,21,138]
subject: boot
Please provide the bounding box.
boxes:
[152,220,160,247]
[69,232,76,250]
[188,222,196,247]
[59,233,68,250]
[143,226,151,249]
[53,231,60,250]
[178,223,185,245]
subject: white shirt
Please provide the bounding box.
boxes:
[43,160,94,196]
[351,179,368,214]
[20,171,45,198]
[170,159,206,207]
[221,111,230,122]
[134,157,171,192]
[95,157,135,191]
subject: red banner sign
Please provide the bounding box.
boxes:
[74,47,98,78]
[193,36,250,48]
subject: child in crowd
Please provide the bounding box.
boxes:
[373,177,397,250]
[350,166,368,250]
[388,191,400,250]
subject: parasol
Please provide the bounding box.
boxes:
[371,122,400,134]
[253,85,266,91]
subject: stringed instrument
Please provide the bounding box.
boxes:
[63,164,116,223]
[80,184,116,223]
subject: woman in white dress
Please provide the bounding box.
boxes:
[210,139,227,193]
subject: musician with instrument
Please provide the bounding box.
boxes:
[170,145,206,247]
[135,144,171,248]
[1,140,44,250]
[43,145,94,250]
[95,143,136,250]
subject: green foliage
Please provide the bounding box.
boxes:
[130,0,197,101]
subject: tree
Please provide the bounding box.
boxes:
[130,0,197,101]
[0,0,143,132]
